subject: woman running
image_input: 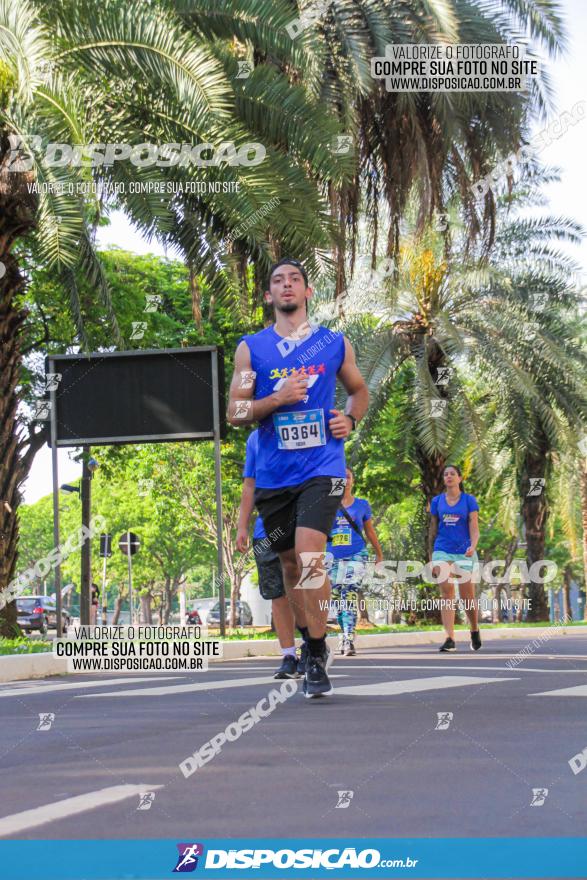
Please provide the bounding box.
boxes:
[326,467,383,655]
[429,464,482,652]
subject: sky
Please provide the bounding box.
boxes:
[22,0,587,505]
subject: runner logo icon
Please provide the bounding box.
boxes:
[296,552,326,590]
[530,788,549,806]
[173,843,204,872]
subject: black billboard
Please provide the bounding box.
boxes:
[45,347,225,446]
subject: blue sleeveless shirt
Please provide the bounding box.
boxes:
[240,324,347,489]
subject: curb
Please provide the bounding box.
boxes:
[1,625,583,683]
[0,652,67,683]
[221,624,582,659]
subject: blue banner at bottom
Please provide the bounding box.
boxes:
[1,838,586,879]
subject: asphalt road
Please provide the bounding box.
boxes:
[1,630,587,848]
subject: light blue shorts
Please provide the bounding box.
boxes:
[431,550,479,573]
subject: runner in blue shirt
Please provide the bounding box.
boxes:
[326,467,383,655]
[429,464,482,652]
[228,258,369,698]
[237,430,310,679]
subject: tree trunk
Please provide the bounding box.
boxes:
[140,594,152,624]
[111,594,123,625]
[562,564,572,622]
[490,537,518,622]
[415,443,446,626]
[163,577,173,624]
[521,444,550,622]
[228,568,242,629]
[356,588,370,625]
[189,264,202,329]
[418,449,446,561]
[0,137,39,636]
[580,459,587,620]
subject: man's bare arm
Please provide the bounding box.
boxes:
[237,477,256,532]
[236,477,256,552]
[337,338,369,424]
[227,340,309,426]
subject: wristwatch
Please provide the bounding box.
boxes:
[346,414,357,431]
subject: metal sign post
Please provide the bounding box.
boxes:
[49,397,62,639]
[80,449,92,626]
[211,349,226,637]
[127,540,134,626]
[100,534,112,624]
[119,532,140,626]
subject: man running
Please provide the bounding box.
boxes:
[237,428,310,679]
[228,258,369,697]
[326,466,383,656]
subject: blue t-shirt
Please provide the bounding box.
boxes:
[242,430,266,540]
[326,497,372,560]
[430,492,479,554]
[240,324,346,489]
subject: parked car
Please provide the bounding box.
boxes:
[207,600,253,627]
[16,596,70,635]
[189,598,219,625]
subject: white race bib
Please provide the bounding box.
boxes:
[273,409,326,450]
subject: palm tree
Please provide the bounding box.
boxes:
[282,0,565,288]
[320,183,586,619]
[0,0,354,633]
[167,0,565,296]
[580,456,587,618]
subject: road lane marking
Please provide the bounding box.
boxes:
[328,664,585,674]
[348,652,587,660]
[76,675,347,698]
[530,684,587,697]
[334,675,518,696]
[0,784,164,837]
[0,676,183,699]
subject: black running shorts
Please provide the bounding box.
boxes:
[254,476,345,553]
[253,538,285,600]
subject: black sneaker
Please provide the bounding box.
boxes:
[303,650,333,698]
[345,640,356,656]
[470,630,482,651]
[274,654,299,679]
[439,637,456,652]
[296,642,308,676]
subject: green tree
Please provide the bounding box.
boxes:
[330,189,586,618]
[0,0,352,633]
[97,435,253,627]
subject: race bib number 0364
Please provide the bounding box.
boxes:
[273,409,326,450]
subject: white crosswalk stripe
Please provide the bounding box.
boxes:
[75,675,349,698]
[530,684,587,697]
[76,675,276,698]
[0,676,183,699]
[334,675,518,696]
[0,784,164,837]
[75,673,517,699]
